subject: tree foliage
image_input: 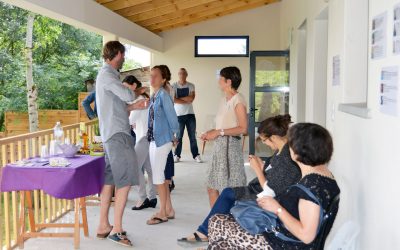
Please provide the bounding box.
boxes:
[0,2,103,131]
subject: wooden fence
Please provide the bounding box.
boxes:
[5,110,79,137]
[0,120,98,250]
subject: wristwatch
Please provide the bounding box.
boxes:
[220,129,225,136]
[276,207,283,216]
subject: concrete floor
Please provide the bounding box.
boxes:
[22,152,254,250]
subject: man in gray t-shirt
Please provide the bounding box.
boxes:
[172,68,202,163]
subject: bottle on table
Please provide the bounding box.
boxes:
[53,121,64,154]
[78,122,89,151]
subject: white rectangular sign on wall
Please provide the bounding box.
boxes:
[393,4,400,55]
[380,66,399,117]
[371,11,388,59]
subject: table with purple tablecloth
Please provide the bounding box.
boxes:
[0,154,105,249]
[0,154,105,199]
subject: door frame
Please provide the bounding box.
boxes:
[249,50,290,155]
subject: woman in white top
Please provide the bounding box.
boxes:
[125,76,158,210]
[201,66,248,207]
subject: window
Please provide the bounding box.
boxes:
[194,36,249,57]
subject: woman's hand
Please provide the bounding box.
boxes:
[249,155,264,173]
[257,196,281,214]
[200,129,219,141]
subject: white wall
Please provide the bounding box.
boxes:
[280,0,400,248]
[153,3,281,151]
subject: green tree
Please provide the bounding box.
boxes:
[0,2,103,131]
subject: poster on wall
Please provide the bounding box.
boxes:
[380,66,399,117]
[393,4,400,55]
[371,12,388,59]
[332,55,340,86]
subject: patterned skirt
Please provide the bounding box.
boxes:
[206,136,247,192]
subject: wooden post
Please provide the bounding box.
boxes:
[18,192,26,249]
[74,199,80,249]
[80,198,89,237]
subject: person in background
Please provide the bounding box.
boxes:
[95,41,147,247]
[201,66,248,208]
[207,123,340,249]
[126,76,157,210]
[178,114,301,245]
[123,75,150,145]
[146,65,179,225]
[82,91,97,120]
[172,68,202,163]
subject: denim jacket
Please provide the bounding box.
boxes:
[149,88,179,147]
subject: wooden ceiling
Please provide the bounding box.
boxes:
[96,0,280,33]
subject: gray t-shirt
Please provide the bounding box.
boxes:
[172,81,195,116]
[96,63,135,142]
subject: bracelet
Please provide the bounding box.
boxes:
[276,207,283,216]
[220,129,225,136]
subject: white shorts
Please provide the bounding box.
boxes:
[149,141,172,185]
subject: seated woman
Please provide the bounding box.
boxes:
[178,114,301,244]
[207,123,341,250]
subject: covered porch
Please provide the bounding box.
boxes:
[1,0,400,249]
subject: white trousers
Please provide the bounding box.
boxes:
[149,141,172,185]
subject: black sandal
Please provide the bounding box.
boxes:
[177,232,208,243]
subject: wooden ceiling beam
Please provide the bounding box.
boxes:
[100,0,152,11]
[95,0,114,4]
[135,0,242,27]
[127,0,217,22]
[150,0,278,33]
[115,0,184,17]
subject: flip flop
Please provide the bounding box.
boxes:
[167,214,175,219]
[177,232,208,243]
[107,232,133,247]
[146,216,168,225]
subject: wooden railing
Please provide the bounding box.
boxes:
[0,120,98,250]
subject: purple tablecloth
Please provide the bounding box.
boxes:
[0,155,105,199]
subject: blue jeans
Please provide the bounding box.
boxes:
[197,188,236,235]
[174,114,199,159]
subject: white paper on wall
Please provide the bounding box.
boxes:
[371,11,388,59]
[380,66,399,117]
[393,4,400,55]
[332,55,340,86]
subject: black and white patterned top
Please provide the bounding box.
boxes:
[233,144,301,200]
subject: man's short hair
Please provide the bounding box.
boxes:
[102,41,125,61]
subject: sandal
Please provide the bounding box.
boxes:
[146,216,168,225]
[108,232,133,247]
[177,232,208,243]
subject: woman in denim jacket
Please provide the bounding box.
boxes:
[146,65,180,225]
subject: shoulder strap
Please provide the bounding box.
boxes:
[274,184,325,243]
[291,184,324,233]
